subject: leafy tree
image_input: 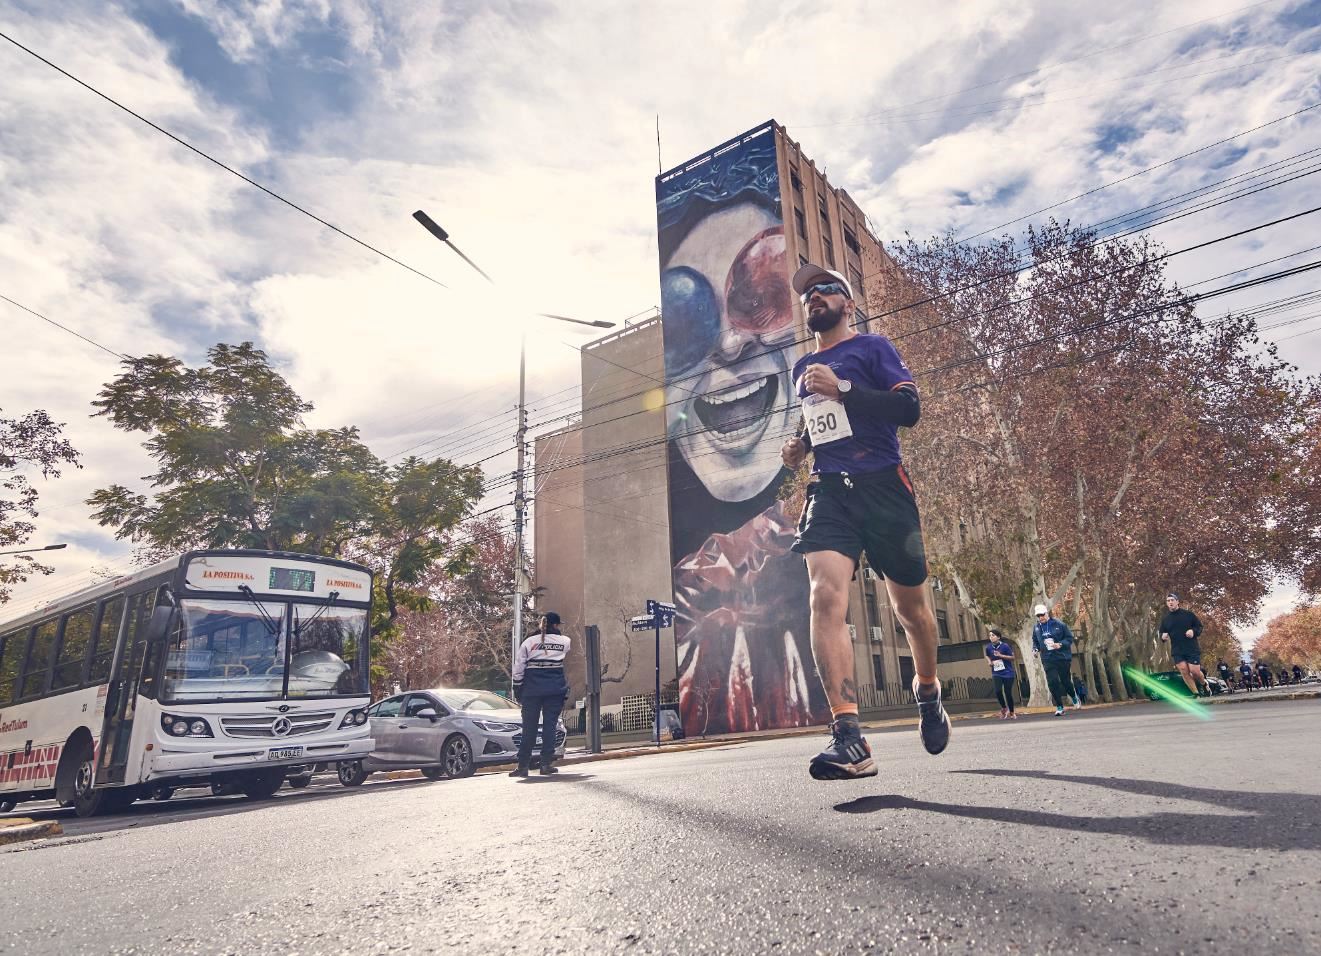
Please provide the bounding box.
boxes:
[0,409,79,603]
[1254,605,1321,670]
[87,343,482,640]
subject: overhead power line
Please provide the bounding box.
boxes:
[0,30,449,290]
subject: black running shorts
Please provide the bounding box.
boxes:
[791,465,928,587]
[1171,641,1201,666]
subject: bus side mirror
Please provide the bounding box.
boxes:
[146,605,175,644]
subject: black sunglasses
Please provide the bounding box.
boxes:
[800,280,847,300]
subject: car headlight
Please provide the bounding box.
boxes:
[339,709,368,729]
[473,720,521,733]
[161,714,213,738]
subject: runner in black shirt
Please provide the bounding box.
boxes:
[1159,593,1209,697]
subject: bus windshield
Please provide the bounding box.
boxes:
[163,599,367,702]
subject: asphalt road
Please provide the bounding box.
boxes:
[3,698,1319,955]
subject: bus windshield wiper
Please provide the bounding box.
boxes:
[293,591,340,638]
[237,585,282,636]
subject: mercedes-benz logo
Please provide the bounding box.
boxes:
[271,716,293,737]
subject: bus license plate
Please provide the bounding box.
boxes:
[268,746,304,760]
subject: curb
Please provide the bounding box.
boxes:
[1202,689,1321,706]
[0,819,62,846]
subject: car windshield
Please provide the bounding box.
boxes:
[163,599,368,702]
[437,689,515,712]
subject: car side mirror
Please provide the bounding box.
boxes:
[415,707,438,721]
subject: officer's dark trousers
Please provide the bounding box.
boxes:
[517,692,565,768]
[1044,660,1073,708]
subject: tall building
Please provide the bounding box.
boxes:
[534,120,988,728]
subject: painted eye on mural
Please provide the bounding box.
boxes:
[660,265,722,374]
[724,226,792,335]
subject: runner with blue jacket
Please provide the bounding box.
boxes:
[1032,603,1076,717]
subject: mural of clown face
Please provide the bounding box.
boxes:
[660,202,798,503]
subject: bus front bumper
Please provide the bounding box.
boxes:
[146,737,374,780]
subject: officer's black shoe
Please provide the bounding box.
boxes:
[509,765,529,778]
[539,764,559,775]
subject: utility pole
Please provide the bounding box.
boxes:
[411,209,615,696]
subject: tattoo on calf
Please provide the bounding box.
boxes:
[840,678,858,703]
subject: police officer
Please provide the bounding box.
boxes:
[510,611,570,778]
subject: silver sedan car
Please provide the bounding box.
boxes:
[337,688,567,785]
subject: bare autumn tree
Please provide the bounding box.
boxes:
[0,408,79,604]
[1254,605,1321,669]
[889,219,1315,705]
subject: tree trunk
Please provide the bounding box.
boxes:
[1091,651,1113,702]
[1106,653,1130,701]
[1016,628,1052,708]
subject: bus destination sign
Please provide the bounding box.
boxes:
[269,567,316,592]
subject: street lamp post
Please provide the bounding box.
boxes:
[0,543,67,557]
[413,210,613,693]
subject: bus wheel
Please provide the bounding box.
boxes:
[71,746,133,818]
[337,760,368,787]
[150,785,175,802]
[241,770,284,800]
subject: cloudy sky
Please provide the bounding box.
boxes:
[2,0,1319,643]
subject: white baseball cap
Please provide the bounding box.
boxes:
[1034,604,1049,616]
[792,262,854,301]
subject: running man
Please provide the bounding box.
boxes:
[1216,659,1233,689]
[781,263,950,780]
[1031,604,1076,716]
[986,628,1018,719]
[1238,659,1254,691]
[1159,593,1209,697]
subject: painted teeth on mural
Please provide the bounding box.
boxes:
[693,374,778,436]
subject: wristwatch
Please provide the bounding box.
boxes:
[837,379,853,396]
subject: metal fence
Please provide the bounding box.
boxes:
[856,676,996,710]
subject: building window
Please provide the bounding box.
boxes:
[817,192,828,217]
[823,237,835,268]
[844,226,860,256]
[794,207,807,239]
[848,265,863,296]
[865,591,878,623]
[935,609,950,644]
[798,254,809,270]
[790,168,803,193]
[872,655,885,686]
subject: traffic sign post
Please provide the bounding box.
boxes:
[637,599,676,745]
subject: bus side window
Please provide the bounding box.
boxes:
[0,628,25,704]
[19,619,58,699]
[138,587,173,700]
[52,606,96,692]
[88,595,127,684]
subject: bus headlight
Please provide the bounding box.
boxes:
[161,714,213,737]
[339,709,368,728]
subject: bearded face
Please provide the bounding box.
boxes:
[660,203,797,502]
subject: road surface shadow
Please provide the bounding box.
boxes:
[513,772,595,784]
[834,769,1321,851]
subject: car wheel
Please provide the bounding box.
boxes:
[442,734,475,779]
[337,760,369,787]
[287,774,312,789]
[0,798,16,813]
[150,785,175,802]
[420,767,445,781]
[241,770,284,800]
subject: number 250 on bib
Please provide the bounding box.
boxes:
[803,394,853,445]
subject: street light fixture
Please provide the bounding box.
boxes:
[413,209,614,692]
[0,543,67,557]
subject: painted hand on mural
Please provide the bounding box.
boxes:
[674,501,827,734]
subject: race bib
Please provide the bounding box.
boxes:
[803,395,853,446]
[992,659,1005,672]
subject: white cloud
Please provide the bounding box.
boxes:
[1,0,1317,636]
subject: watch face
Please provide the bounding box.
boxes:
[839,380,851,392]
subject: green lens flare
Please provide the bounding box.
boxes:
[1123,667,1214,720]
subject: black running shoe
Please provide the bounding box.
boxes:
[808,720,877,780]
[913,679,951,755]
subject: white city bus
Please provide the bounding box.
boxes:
[0,550,375,817]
